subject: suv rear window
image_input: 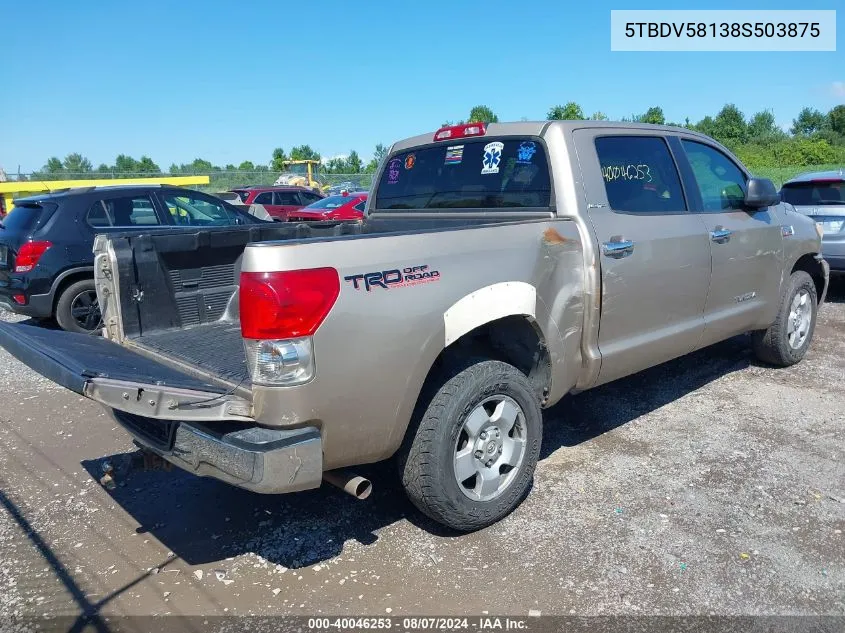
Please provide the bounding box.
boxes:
[374,137,551,210]
[1,203,55,232]
[781,181,845,206]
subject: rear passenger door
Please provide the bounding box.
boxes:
[574,130,712,386]
[677,139,783,347]
[85,194,165,232]
[273,191,303,220]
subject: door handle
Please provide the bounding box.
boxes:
[601,239,635,258]
[710,227,732,243]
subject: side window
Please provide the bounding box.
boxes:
[353,200,366,212]
[274,192,300,205]
[162,192,236,226]
[253,192,273,205]
[594,136,687,214]
[682,140,747,211]
[86,195,160,228]
[300,192,321,205]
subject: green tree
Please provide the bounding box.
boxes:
[641,106,665,125]
[168,163,180,175]
[114,154,137,173]
[791,107,827,136]
[238,160,255,171]
[747,110,785,143]
[325,157,347,174]
[63,153,92,173]
[547,102,584,120]
[365,143,388,173]
[271,148,288,171]
[136,156,160,173]
[289,145,321,162]
[693,116,717,138]
[224,163,236,171]
[346,150,362,174]
[710,104,748,146]
[468,105,498,123]
[827,105,845,138]
[254,164,269,172]
[590,111,608,121]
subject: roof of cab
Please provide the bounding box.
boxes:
[782,169,845,185]
[390,120,714,152]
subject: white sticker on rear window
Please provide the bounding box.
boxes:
[481,142,504,175]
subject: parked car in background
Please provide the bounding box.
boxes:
[0,185,266,333]
[228,186,324,221]
[780,170,845,271]
[287,192,367,222]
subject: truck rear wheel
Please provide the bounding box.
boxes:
[399,358,542,532]
[751,270,817,367]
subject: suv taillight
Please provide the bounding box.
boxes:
[240,268,339,385]
[14,241,52,273]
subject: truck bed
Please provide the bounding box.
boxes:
[133,320,248,387]
[100,215,551,395]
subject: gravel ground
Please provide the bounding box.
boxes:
[0,280,843,622]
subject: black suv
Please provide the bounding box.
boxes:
[0,185,266,333]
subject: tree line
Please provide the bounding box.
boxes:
[25,103,845,180]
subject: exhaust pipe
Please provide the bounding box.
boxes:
[323,469,372,500]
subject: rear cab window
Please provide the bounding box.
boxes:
[373,137,551,210]
[594,136,687,214]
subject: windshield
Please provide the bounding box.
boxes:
[288,163,308,176]
[305,195,357,210]
[374,137,551,210]
[781,181,845,206]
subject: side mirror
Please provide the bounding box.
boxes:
[744,178,779,209]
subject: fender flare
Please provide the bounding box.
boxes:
[443,281,537,346]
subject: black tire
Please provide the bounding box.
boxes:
[398,358,542,532]
[55,279,102,334]
[751,270,817,367]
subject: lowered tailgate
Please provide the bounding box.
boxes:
[0,322,252,421]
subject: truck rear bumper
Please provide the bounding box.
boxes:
[112,410,323,494]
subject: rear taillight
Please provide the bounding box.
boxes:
[240,268,339,339]
[240,268,340,386]
[434,122,487,141]
[12,294,26,305]
[14,241,52,273]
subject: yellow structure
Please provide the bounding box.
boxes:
[274,160,326,191]
[0,175,211,217]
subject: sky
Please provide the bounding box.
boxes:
[0,0,842,173]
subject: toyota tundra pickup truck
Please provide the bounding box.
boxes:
[0,121,829,532]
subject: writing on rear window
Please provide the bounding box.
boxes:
[374,137,551,211]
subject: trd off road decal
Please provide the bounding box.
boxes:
[344,265,441,292]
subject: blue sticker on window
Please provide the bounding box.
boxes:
[481,142,503,175]
[517,141,537,164]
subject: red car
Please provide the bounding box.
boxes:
[287,192,368,222]
[229,186,324,221]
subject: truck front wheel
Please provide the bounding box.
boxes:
[399,358,542,532]
[751,270,818,367]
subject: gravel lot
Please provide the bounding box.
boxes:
[0,280,843,622]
